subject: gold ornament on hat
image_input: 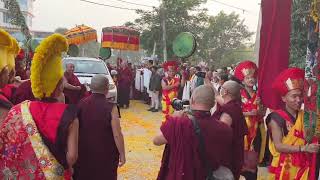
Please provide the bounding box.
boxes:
[241,68,256,77]
[285,78,304,91]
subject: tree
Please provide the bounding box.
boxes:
[126,0,209,60]
[289,0,311,68]
[197,12,253,66]
[218,45,255,67]
[126,1,252,66]
[54,28,69,35]
[78,41,100,58]
[5,0,31,40]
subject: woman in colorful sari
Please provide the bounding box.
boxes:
[234,60,266,179]
[0,34,79,179]
[267,68,319,180]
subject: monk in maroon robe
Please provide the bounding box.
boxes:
[0,34,79,179]
[0,66,12,124]
[154,85,233,180]
[64,63,86,104]
[212,81,248,179]
[75,74,125,180]
[11,80,36,105]
[118,63,133,108]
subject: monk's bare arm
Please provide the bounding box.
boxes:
[64,82,81,90]
[268,119,319,153]
[161,80,174,90]
[67,118,79,168]
[63,77,81,90]
[153,132,167,146]
[111,106,126,166]
[219,112,232,126]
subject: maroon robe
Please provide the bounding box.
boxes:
[158,112,233,180]
[15,67,28,80]
[64,72,86,104]
[212,100,248,180]
[2,84,17,102]
[0,90,13,110]
[118,67,132,107]
[11,80,36,105]
[75,93,119,180]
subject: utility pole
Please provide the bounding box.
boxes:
[160,0,167,62]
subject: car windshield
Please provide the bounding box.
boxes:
[63,59,109,75]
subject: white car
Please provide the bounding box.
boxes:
[63,57,117,103]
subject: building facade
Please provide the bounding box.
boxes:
[0,0,34,28]
[0,0,53,43]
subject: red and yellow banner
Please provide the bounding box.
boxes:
[101,26,140,51]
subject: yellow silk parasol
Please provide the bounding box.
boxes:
[65,25,97,45]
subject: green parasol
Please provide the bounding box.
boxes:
[99,47,112,60]
[172,32,197,58]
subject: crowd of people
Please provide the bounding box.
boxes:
[0,27,319,180]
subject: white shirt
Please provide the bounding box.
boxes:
[143,68,152,90]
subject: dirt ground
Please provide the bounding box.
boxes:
[118,100,268,180]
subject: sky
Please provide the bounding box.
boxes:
[32,0,261,41]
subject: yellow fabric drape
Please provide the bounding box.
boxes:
[268,111,311,180]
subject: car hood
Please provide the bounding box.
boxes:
[75,73,114,85]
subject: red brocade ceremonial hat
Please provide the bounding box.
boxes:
[234,60,258,81]
[272,68,304,96]
[163,60,178,71]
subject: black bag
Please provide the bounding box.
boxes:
[189,115,234,180]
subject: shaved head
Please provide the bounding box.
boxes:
[191,85,216,109]
[90,74,109,94]
[66,63,75,74]
[222,80,241,99]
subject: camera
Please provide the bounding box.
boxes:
[196,71,206,78]
[171,98,190,111]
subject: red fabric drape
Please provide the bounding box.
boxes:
[258,0,292,110]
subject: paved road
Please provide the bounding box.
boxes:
[118,100,268,180]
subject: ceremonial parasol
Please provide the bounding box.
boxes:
[101,26,140,51]
[172,32,197,58]
[99,47,112,60]
[65,25,97,45]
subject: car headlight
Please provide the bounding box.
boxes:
[109,84,116,90]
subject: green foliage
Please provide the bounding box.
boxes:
[126,1,252,67]
[197,12,253,66]
[5,0,31,40]
[289,0,311,68]
[78,41,100,58]
[219,45,255,67]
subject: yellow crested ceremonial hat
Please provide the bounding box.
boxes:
[0,28,13,72]
[7,37,20,72]
[31,34,68,99]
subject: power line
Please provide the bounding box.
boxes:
[79,0,138,11]
[111,0,154,8]
[209,0,254,14]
